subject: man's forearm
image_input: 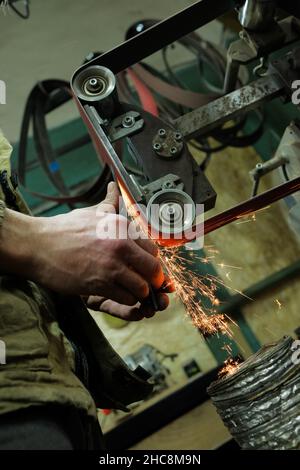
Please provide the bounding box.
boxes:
[0,183,166,305]
[0,205,37,277]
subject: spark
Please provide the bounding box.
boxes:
[236,218,253,225]
[236,206,271,225]
[206,245,219,255]
[160,247,236,337]
[263,326,277,338]
[275,299,282,310]
[217,263,242,270]
[222,344,233,355]
[218,357,241,378]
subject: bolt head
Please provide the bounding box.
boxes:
[84,77,105,95]
[89,78,98,86]
[162,181,174,189]
[122,115,135,128]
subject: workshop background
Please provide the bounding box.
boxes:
[1,0,300,450]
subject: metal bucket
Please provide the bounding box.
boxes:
[207,336,300,449]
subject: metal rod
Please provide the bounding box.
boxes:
[174,75,283,139]
[204,176,300,235]
[223,55,240,94]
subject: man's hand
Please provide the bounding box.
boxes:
[0,183,167,307]
[86,293,170,321]
[86,276,174,320]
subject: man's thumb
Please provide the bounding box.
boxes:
[103,181,120,209]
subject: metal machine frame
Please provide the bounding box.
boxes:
[71,0,300,246]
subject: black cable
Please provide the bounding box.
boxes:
[191,109,264,159]
[18,80,113,204]
[33,84,71,198]
[161,47,187,115]
[213,111,264,148]
[199,152,212,171]
[189,139,229,155]
[162,47,187,89]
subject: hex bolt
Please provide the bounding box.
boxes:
[174,132,182,141]
[153,143,161,151]
[170,146,178,155]
[85,77,104,94]
[162,181,174,189]
[122,115,135,128]
[256,163,263,171]
[89,78,98,87]
[158,128,166,138]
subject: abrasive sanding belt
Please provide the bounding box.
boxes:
[131,63,216,108]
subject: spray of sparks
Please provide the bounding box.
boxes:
[235,206,271,225]
[160,247,237,337]
[159,246,246,378]
[120,186,244,377]
[218,357,241,378]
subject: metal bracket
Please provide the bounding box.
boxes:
[142,174,184,203]
[152,128,183,159]
[108,111,144,143]
[174,74,283,140]
[126,173,184,205]
[223,16,300,93]
[241,21,285,56]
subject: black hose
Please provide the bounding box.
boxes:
[18,80,113,205]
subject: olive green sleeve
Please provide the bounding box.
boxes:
[0,200,6,228]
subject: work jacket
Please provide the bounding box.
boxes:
[0,129,152,421]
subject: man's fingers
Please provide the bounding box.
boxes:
[116,268,150,301]
[100,283,137,306]
[160,276,175,293]
[99,299,135,316]
[141,292,169,313]
[99,299,143,321]
[92,293,169,322]
[157,293,169,310]
[125,240,164,289]
[100,299,157,320]
[135,237,158,257]
[86,295,106,311]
